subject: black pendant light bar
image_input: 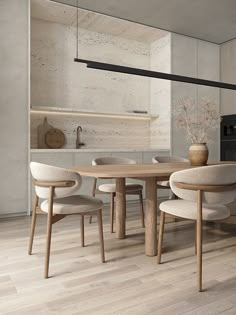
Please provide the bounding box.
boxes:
[74,58,236,90]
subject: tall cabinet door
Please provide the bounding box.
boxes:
[0,0,29,216]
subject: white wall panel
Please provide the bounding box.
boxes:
[171,34,220,161]
[150,33,171,149]
[221,39,236,115]
[0,0,29,215]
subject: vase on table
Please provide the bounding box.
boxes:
[189,143,209,166]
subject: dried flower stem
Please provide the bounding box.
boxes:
[173,97,220,143]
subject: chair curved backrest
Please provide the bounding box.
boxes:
[170,164,236,205]
[30,162,81,199]
[152,155,188,163]
[92,156,136,166]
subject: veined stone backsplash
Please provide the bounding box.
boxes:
[30,113,150,149]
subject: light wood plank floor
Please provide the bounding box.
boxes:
[1,201,236,315]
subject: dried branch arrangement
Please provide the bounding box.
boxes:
[173,96,220,143]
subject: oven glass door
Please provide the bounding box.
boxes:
[221,141,236,161]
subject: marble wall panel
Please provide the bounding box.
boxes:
[30,113,150,149]
[31,18,150,114]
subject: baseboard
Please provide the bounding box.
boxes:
[0,212,28,219]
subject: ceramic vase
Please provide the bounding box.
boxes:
[189,143,209,166]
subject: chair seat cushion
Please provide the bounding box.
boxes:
[160,199,230,221]
[157,180,170,187]
[40,195,103,215]
[98,183,143,193]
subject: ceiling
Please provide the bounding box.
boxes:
[31,0,166,43]
[49,0,236,44]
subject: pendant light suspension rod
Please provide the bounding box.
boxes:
[76,0,79,59]
[74,58,236,91]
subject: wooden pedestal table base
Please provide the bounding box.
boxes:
[145,178,157,256]
[116,178,126,239]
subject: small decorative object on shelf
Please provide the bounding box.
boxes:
[131,110,148,114]
[173,96,220,166]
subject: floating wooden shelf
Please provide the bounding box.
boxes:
[30,107,158,120]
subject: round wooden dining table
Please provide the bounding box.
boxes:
[70,161,236,256]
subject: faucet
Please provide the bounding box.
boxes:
[76,126,85,149]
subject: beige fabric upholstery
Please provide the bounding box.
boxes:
[152,156,188,164]
[30,162,104,215]
[158,164,236,293]
[41,195,103,215]
[98,183,143,193]
[160,200,230,221]
[92,156,143,194]
[29,162,105,278]
[157,180,170,187]
[152,156,188,188]
[91,156,144,231]
[30,162,81,199]
[160,164,236,221]
[170,164,236,205]
[92,156,136,165]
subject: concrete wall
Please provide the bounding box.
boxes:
[0,0,29,215]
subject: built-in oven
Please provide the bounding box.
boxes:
[221,115,236,161]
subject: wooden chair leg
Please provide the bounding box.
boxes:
[80,215,85,247]
[173,193,178,222]
[139,191,145,228]
[157,211,165,264]
[45,186,54,279]
[197,190,203,292]
[28,194,39,255]
[110,193,115,233]
[97,209,105,263]
[195,221,197,255]
[89,178,97,225]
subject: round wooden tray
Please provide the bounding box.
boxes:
[45,128,65,149]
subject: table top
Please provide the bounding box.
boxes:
[71,162,190,179]
[70,161,236,179]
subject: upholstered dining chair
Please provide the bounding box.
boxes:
[29,162,105,279]
[157,164,236,292]
[152,155,188,197]
[90,157,145,233]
